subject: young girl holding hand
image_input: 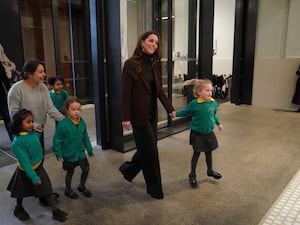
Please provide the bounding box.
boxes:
[175,79,224,188]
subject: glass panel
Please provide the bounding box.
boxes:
[172,0,189,111]
[160,0,189,122]
[120,0,152,63]
[19,0,56,76]
[57,0,92,100]
[57,0,73,95]
[70,0,92,100]
[212,0,235,100]
[159,0,169,123]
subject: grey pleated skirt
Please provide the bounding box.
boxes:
[189,130,219,152]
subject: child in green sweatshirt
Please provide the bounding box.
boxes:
[175,79,224,188]
[53,96,94,199]
[7,109,68,222]
[48,76,69,113]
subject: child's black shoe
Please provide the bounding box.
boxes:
[207,170,222,179]
[14,205,30,220]
[65,189,79,199]
[39,193,60,206]
[53,208,68,222]
[189,174,198,188]
[78,186,92,197]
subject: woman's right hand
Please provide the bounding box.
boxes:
[35,124,43,132]
[122,121,131,130]
[34,180,42,185]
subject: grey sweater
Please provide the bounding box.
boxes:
[8,80,64,128]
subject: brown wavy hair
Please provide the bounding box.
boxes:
[132,30,161,61]
[127,31,161,79]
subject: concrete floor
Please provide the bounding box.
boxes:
[0,102,300,225]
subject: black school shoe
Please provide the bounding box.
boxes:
[39,193,60,206]
[53,208,68,222]
[14,205,30,220]
[189,174,198,188]
[207,170,222,179]
[65,189,79,199]
[78,186,92,197]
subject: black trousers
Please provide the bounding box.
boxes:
[122,121,163,196]
[0,66,12,141]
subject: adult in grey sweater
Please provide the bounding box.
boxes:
[7,59,64,149]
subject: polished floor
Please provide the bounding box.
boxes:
[0,102,300,225]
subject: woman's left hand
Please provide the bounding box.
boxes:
[169,111,176,118]
[218,124,224,131]
[122,121,131,130]
[34,180,42,185]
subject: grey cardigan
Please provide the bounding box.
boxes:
[8,80,64,128]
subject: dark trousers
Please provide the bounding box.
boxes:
[0,91,11,139]
[122,121,163,196]
[0,67,12,141]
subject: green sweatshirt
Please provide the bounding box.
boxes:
[49,89,69,112]
[11,131,43,184]
[53,116,93,162]
[176,97,220,134]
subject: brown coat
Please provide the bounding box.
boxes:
[121,57,174,127]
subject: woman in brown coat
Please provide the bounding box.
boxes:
[119,31,175,199]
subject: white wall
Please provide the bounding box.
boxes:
[252,0,300,110]
[213,0,235,75]
[253,59,299,110]
[285,0,300,58]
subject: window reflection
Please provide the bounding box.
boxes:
[19,0,92,101]
[19,0,56,76]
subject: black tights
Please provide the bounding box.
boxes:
[190,151,213,177]
[17,194,57,211]
[65,166,89,191]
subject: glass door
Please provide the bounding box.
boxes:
[19,0,57,76]
[56,0,92,101]
[19,0,93,101]
[160,0,193,123]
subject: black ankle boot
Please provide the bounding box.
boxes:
[147,190,164,199]
[119,162,133,182]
